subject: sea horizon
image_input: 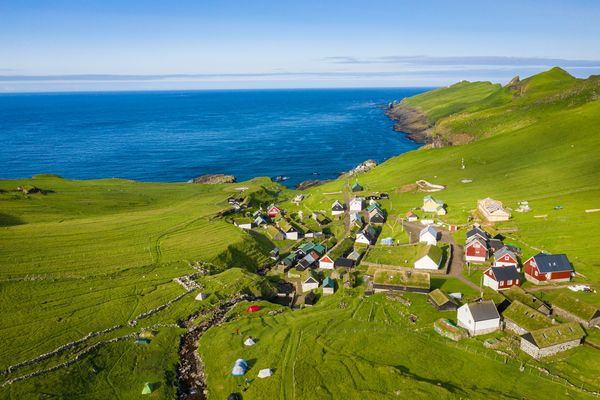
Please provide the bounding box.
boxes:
[0,87,428,187]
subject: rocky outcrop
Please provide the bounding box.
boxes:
[296,180,329,190]
[191,174,236,184]
[385,104,433,144]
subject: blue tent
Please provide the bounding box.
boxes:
[231,359,248,376]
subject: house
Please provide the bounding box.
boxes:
[466,226,488,243]
[349,197,364,212]
[478,197,511,222]
[278,220,300,241]
[319,255,335,270]
[253,214,268,226]
[331,200,345,216]
[551,294,600,328]
[297,251,319,270]
[347,250,361,262]
[368,204,386,224]
[269,247,280,260]
[334,258,354,268]
[380,237,394,246]
[350,211,364,227]
[372,269,431,293]
[234,218,254,230]
[267,204,282,218]
[483,266,521,291]
[296,242,315,256]
[520,322,585,359]
[502,300,552,335]
[312,244,326,256]
[457,301,501,336]
[405,211,418,222]
[280,253,297,269]
[322,277,335,295]
[524,253,573,284]
[502,286,551,315]
[422,195,446,215]
[351,182,363,192]
[266,225,286,241]
[414,245,443,270]
[304,291,317,306]
[301,272,320,293]
[493,247,518,268]
[428,289,457,311]
[419,225,438,246]
[356,225,377,245]
[464,236,488,263]
[292,194,304,204]
[488,238,505,254]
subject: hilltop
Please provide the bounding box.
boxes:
[0,67,599,399]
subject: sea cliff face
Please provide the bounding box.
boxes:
[385,104,433,145]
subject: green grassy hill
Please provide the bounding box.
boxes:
[1,67,599,398]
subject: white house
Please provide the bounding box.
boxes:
[414,245,443,270]
[405,211,418,222]
[419,225,438,246]
[457,301,500,336]
[331,200,345,216]
[349,197,364,212]
[319,255,335,270]
[302,275,320,293]
[355,225,377,245]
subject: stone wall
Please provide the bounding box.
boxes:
[520,337,581,359]
[504,319,528,335]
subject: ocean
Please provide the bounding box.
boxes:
[0,88,428,187]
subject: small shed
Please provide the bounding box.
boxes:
[351,182,363,192]
[428,289,457,311]
[322,277,335,296]
[304,291,317,306]
[195,292,207,301]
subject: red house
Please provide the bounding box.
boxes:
[483,266,521,291]
[524,253,573,284]
[493,247,519,269]
[267,204,281,218]
[465,236,488,263]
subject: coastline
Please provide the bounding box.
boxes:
[385,104,432,144]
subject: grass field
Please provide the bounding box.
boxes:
[1,68,599,398]
[199,289,598,399]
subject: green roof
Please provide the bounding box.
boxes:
[503,286,548,311]
[367,203,383,213]
[428,289,453,307]
[373,269,430,289]
[528,322,585,348]
[352,182,363,190]
[298,242,315,253]
[416,244,443,264]
[313,244,326,255]
[234,217,253,224]
[552,294,599,322]
[503,300,553,331]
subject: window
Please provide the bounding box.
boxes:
[507,280,513,285]
[499,281,504,286]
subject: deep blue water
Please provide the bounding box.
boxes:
[0,88,428,187]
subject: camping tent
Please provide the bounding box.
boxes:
[141,382,153,395]
[257,368,273,378]
[247,305,261,313]
[231,359,248,376]
[195,292,207,301]
[244,338,256,346]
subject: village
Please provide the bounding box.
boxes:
[223,180,599,363]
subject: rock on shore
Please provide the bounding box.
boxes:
[191,174,236,184]
[296,179,329,190]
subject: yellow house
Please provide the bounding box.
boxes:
[478,197,511,222]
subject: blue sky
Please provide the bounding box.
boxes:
[1,0,600,91]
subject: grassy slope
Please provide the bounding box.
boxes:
[305,69,600,283]
[0,175,280,396]
[200,291,597,399]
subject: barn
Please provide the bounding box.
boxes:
[524,253,573,284]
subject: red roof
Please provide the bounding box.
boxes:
[320,255,333,263]
[247,305,261,313]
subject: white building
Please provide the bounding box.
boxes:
[414,245,443,270]
[457,301,500,336]
[319,255,335,270]
[302,275,320,293]
[419,225,438,246]
[349,197,364,212]
[331,200,345,216]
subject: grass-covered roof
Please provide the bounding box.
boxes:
[502,300,552,331]
[527,322,585,349]
[373,269,430,289]
[552,294,599,322]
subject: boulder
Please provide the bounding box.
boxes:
[191,174,236,184]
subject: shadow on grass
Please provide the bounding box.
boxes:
[0,213,25,227]
[394,365,466,395]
